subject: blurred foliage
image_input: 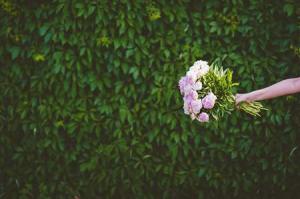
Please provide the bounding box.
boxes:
[0,0,299,198]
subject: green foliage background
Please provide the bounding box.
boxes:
[0,0,299,198]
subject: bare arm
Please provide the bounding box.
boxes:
[236,77,300,104]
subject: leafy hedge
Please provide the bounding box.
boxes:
[0,0,299,198]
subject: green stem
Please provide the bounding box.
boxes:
[238,101,268,117]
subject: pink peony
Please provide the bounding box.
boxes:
[191,99,202,114]
[202,92,217,109]
[178,76,188,94]
[184,90,198,103]
[186,70,197,82]
[197,112,209,122]
[178,75,196,95]
[183,100,194,115]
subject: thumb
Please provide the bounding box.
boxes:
[235,94,242,105]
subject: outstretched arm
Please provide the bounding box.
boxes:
[236,77,300,104]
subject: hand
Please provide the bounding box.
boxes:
[235,93,250,105]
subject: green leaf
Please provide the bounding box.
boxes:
[8,46,20,60]
[119,107,127,123]
[39,24,50,36]
[198,168,206,177]
[283,4,294,16]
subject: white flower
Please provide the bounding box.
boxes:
[189,64,201,73]
[186,70,197,82]
[190,113,196,120]
[193,60,208,68]
[193,60,210,77]
[208,92,217,100]
[198,64,209,77]
[193,81,202,91]
[183,102,190,115]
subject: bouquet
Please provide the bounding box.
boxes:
[178,60,266,123]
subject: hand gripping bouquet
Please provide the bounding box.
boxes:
[178,60,266,123]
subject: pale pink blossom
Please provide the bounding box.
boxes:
[183,101,190,115]
[186,70,197,82]
[184,90,198,103]
[178,75,196,95]
[202,92,217,109]
[197,112,209,122]
[191,99,202,114]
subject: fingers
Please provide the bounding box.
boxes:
[235,93,252,105]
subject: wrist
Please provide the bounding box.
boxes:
[245,92,254,102]
[247,89,264,102]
